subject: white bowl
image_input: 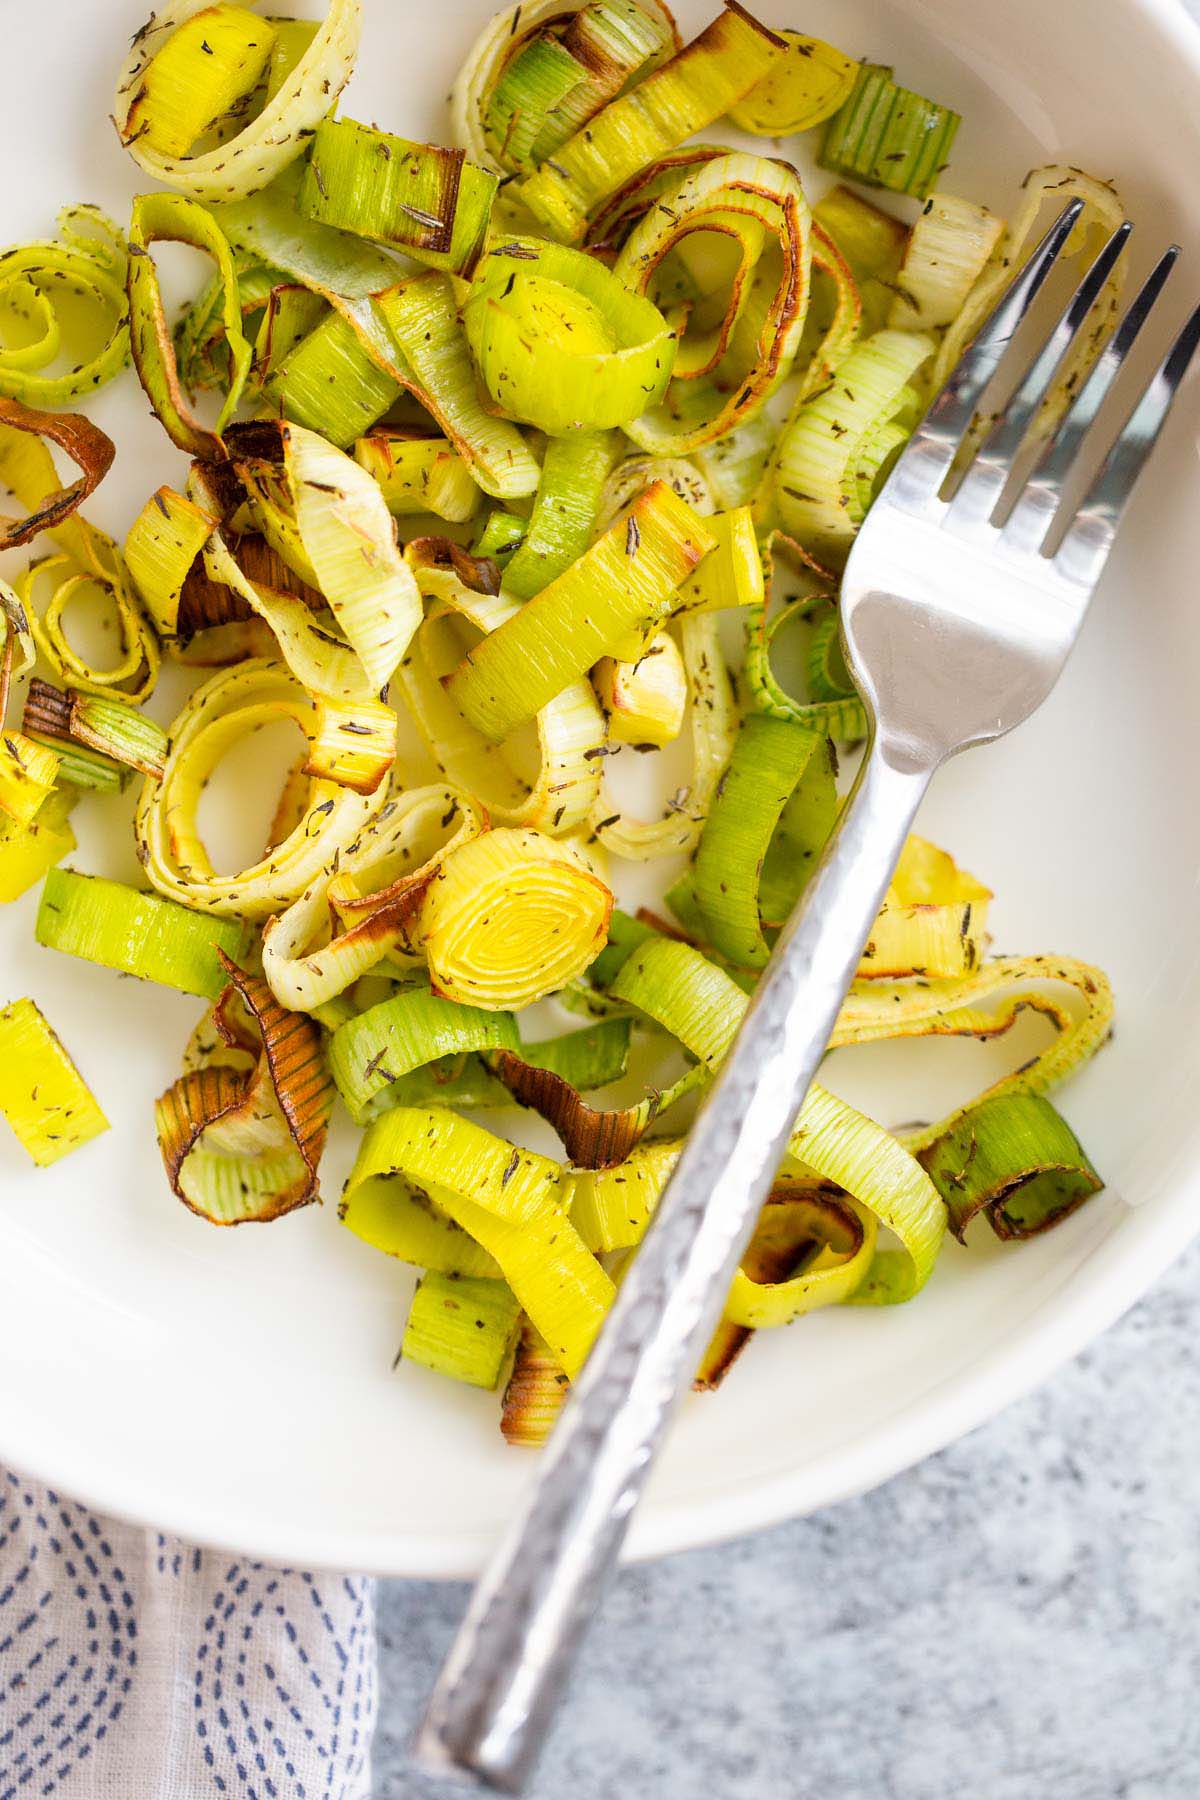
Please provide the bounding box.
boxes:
[1,0,1198,1578]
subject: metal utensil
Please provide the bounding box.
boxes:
[415,203,1200,1793]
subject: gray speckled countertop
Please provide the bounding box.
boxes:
[375,1241,1200,1797]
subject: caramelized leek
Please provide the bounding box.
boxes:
[0,998,108,1166]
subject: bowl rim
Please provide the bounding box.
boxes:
[3,0,1199,1582]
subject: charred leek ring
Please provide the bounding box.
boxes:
[465,238,676,434]
[0,207,129,406]
[115,0,362,202]
[745,535,866,741]
[136,659,387,919]
[0,398,115,550]
[614,151,811,453]
[155,956,334,1224]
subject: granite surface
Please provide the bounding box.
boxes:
[374,1239,1200,1798]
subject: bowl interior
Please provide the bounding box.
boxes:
[0,0,1197,1575]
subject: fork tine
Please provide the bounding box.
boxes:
[1053,295,1200,587]
[885,200,1084,508]
[946,223,1132,530]
[1001,247,1180,556]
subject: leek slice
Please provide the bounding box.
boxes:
[124,6,277,158]
[687,714,837,967]
[772,329,934,560]
[0,207,129,406]
[502,431,620,599]
[454,0,676,175]
[0,998,108,1166]
[420,827,613,1009]
[615,152,812,453]
[115,0,362,202]
[445,481,715,741]
[398,538,607,836]
[261,782,486,1012]
[124,485,219,640]
[589,613,738,860]
[156,957,333,1223]
[0,732,59,826]
[860,836,992,979]
[727,31,859,134]
[474,509,527,563]
[918,1094,1102,1242]
[299,119,498,278]
[890,195,1005,331]
[671,505,763,617]
[127,192,252,458]
[23,680,144,790]
[18,552,161,705]
[402,1271,522,1389]
[343,1106,613,1375]
[744,533,866,741]
[370,1016,631,1120]
[812,183,906,338]
[609,936,947,1303]
[0,792,76,904]
[517,6,785,242]
[465,238,675,433]
[0,398,115,551]
[136,659,386,919]
[501,1322,567,1445]
[69,690,168,780]
[354,429,481,524]
[690,415,775,509]
[264,308,401,448]
[820,64,961,201]
[36,868,251,1000]
[329,989,520,1122]
[594,629,687,747]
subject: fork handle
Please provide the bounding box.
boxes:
[414,738,935,1794]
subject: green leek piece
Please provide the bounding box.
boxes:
[253,281,329,384]
[344,1106,613,1376]
[609,935,946,1303]
[68,691,169,781]
[363,1016,633,1120]
[300,119,499,277]
[918,1093,1103,1242]
[445,481,714,740]
[0,998,108,1166]
[517,4,785,242]
[684,715,837,967]
[0,207,129,406]
[773,329,933,561]
[329,990,521,1123]
[502,431,619,598]
[819,64,961,201]
[465,238,675,434]
[487,36,587,168]
[473,509,528,564]
[35,868,252,1000]
[265,308,401,447]
[401,1270,523,1388]
[0,732,60,825]
[354,429,481,523]
[264,18,321,104]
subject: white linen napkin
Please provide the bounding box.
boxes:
[0,1466,376,1799]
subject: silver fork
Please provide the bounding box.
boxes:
[415,205,1200,1793]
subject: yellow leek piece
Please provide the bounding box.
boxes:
[353,430,481,523]
[889,195,1005,332]
[0,732,60,827]
[517,4,785,242]
[124,486,218,639]
[727,30,859,134]
[420,828,612,1010]
[303,695,397,795]
[114,0,362,203]
[0,998,108,1167]
[0,793,77,904]
[445,481,715,741]
[593,629,687,747]
[860,836,992,979]
[671,506,763,616]
[123,6,278,158]
[344,1106,614,1375]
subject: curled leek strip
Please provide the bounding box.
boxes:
[155,956,334,1224]
[127,192,252,459]
[136,659,388,919]
[690,415,775,509]
[589,613,738,860]
[261,783,487,1013]
[419,827,613,1010]
[608,935,947,1305]
[35,868,251,1000]
[464,237,676,434]
[502,431,620,600]
[354,429,482,524]
[597,452,714,525]
[0,398,114,551]
[771,328,934,561]
[684,713,838,968]
[890,195,1005,331]
[451,0,678,176]
[517,6,785,243]
[399,538,606,836]
[0,207,129,406]
[445,481,715,742]
[124,485,220,640]
[0,791,76,905]
[918,1094,1103,1243]
[343,1107,613,1376]
[114,0,362,203]
[859,836,993,979]
[0,998,108,1167]
[615,152,812,453]
[18,552,160,704]
[299,119,498,278]
[744,533,866,741]
[812,183,907,338]
[593,628,688,747]
[365,1015,632,1123]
